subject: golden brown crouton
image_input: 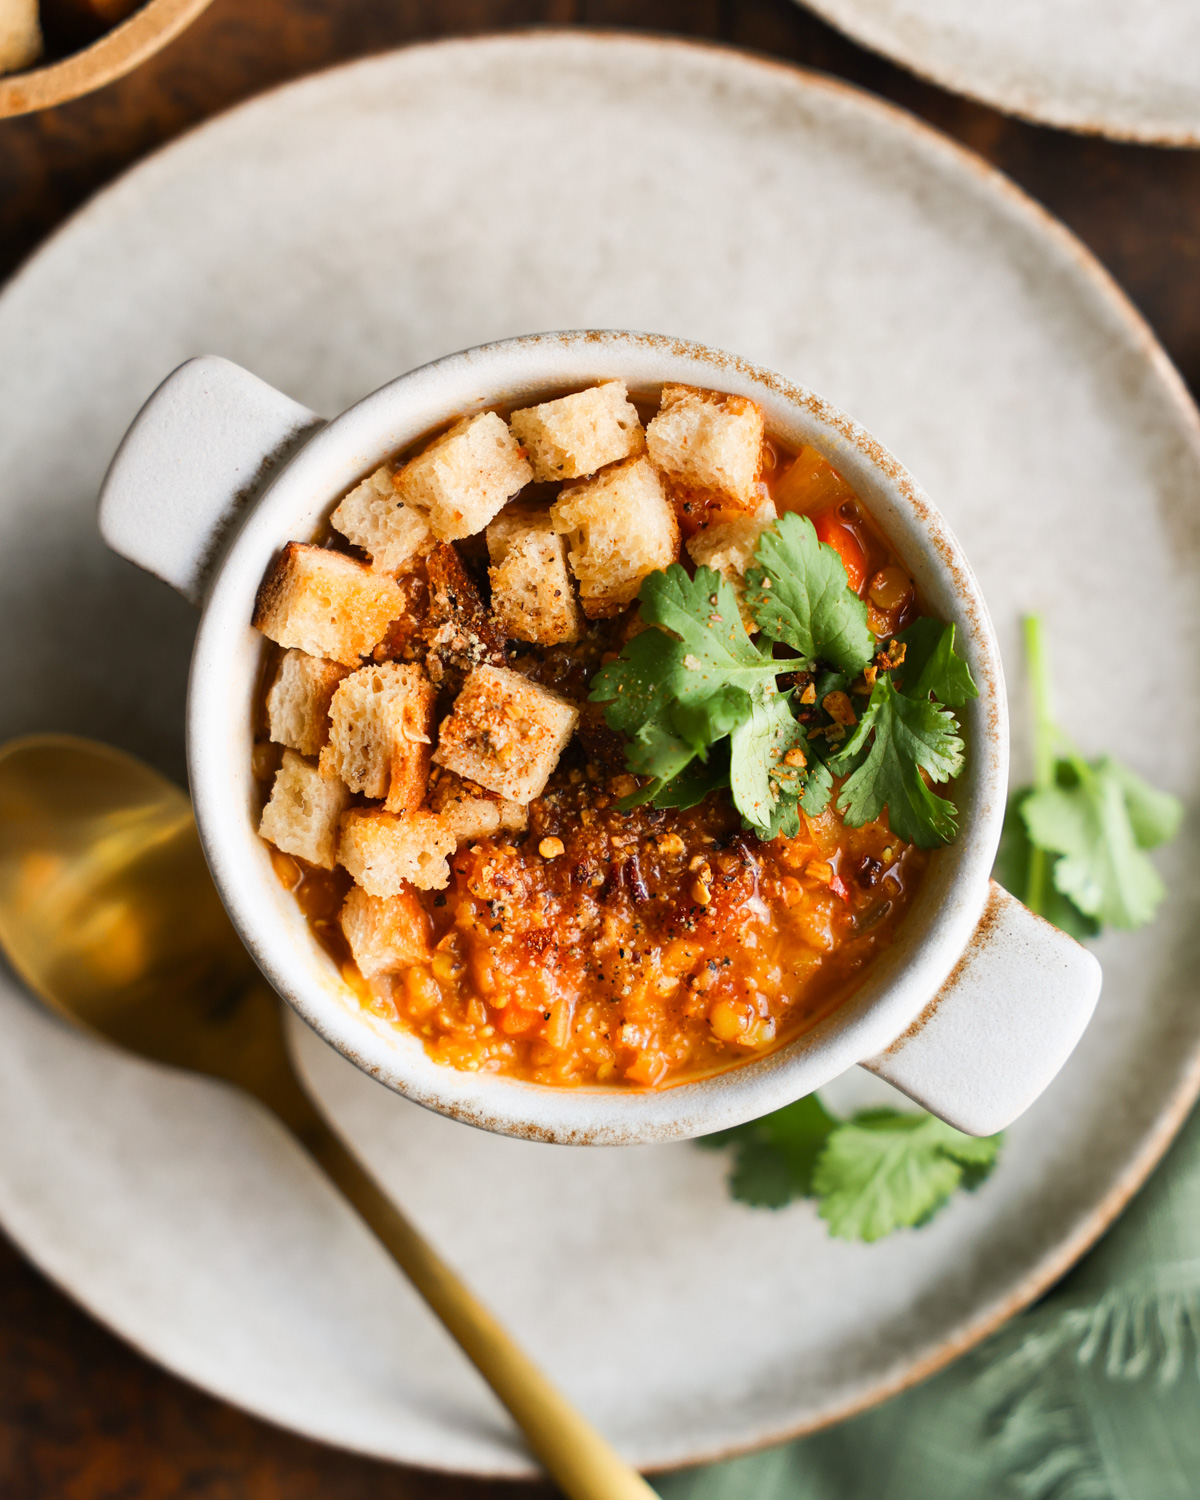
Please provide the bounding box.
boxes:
[420,543,508,691]
[338,807,457,894]
[266,649,350,757]
[320,662,436,813]
[685,500,778,631]
[509,382,644,481]
[486,507,582,646]
[432,664,578,803]
[0,1,41,73]
[252,543,408,666]
[331,465,434,575]
[393,412,532,542]
[427,768,528,844]
[550,455,680,617]
[339,884,431,977]
[259,750,349,870]
[646,384,765,507]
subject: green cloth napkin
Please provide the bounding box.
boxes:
[658,1104,1200,1500]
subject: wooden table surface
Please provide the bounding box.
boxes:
[2,2,1199,1495]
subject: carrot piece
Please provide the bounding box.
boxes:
[813,510,868,593]
[497,1005,543,1036]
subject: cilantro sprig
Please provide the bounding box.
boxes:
[698,1094,1002,1241]
[995,616,1182,933]
[589,511,976,847]
[743,513,875,673]
[702,618,1183,1242]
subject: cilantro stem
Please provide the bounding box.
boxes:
[1022,615,1055,914]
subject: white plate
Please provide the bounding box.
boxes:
[0,33,1198,1478]
[800,0,1200,144]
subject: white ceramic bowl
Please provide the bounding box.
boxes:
[98,330,1100,1145]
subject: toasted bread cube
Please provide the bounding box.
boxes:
[0,0,41,73]
[340,885,431,977]
[550,456,680,617]
[319,662,436,813]
[487,507,582,646]
[428,769,528,844]
[421,542,508,693]
[432,665,578,803]
[393,412,532,542]
[509,382,644,481]
[646,384,765,507]
[441,795,502,843]
[686,501,778,631]
[259,751,349,870]
[496,799,529,834]
[338,808,457,895]
[330,465,434,575]
[266,650,350,757]
[253,543,407,666]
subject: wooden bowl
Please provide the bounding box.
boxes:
[0,0,213,118]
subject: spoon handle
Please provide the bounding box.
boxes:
[302,1115,659,1500]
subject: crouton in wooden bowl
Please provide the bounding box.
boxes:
[0,0,213,119]
[96,331,1100,1145]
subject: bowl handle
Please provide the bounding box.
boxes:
[861,880,1101,1136]
[98,356,323,605]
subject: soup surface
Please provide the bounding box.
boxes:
[252,381,937,1088]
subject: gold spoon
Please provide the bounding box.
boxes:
[0,734,658,1500]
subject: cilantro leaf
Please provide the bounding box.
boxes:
[697,1094,838,1207]
[622,717,698,786]
[800,753,834,815]
[699,1098,1002,1236]
[729,686,810,837]
[591,538,970,846]
[669,685,750,755]
[1021,756,1175,929]
[828,675,965,847]
[644,744,732,811]
[812,1111,1002,1242]
[638,565,781,703]
[1107,760,1183,849]
[1004,616,1182,936]
[993,788,1099,941]
[589,565,778,735]
[894,618,978,708]
[745,512,875,675]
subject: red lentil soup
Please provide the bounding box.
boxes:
[254,393,932,1090]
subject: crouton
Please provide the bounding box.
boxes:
[427,768,529,844]
[550,456,680,617]
[646,384,765,507]
[685,500,778,630]
[421,543,508,691]
[0,0,41,74]
[486,507,582,646]
[253,543,407,666]
[320,662,436,813]
[509,382,644,481]
[496,799,529,833]
[338,808,457,894]
[330,465,434,575]
[432,665,578,803]
[339,885,431,977]
[266,649,350,757]
[393,412,532,542]
[259,750,349,870]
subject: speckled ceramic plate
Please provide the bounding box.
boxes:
[0,33,1198,1478]
[798,0,1200,144]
